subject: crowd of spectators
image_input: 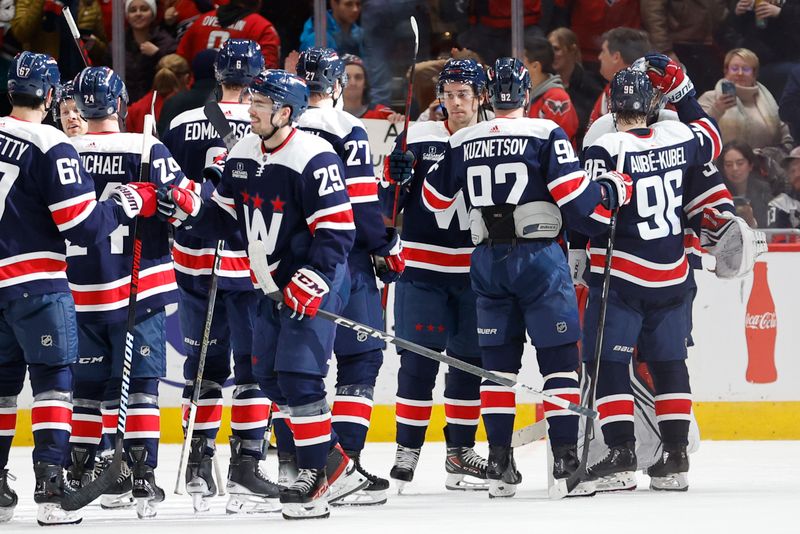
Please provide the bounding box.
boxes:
[1,0,799,232]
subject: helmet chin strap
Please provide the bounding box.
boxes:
[259,105,289,145]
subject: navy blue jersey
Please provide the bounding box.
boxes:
[162,102,253,292]
[380,120,473,285]
[296,106,389,271]
[67,133,189,323]
[583,118,723,297]
[0,117,127,303]
[188,129,355,288]
[422,117,611,239]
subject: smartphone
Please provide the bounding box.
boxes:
[721,80,736,97]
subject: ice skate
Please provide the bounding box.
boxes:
[587,441,637,492]
[95,452,135,509]
[389,444,420,494]
[445,446,489,491]
[325,443,368,504]
[66,446,94,491]
[129,447,164,519]
[0,469,17,523]
[280,468,330,520]
[225,436,282,514]
[487,445,522,498]
[550,444,596,498]
[33,462,82,526]
[186,437,217,513]
[331,449,388,506]
[648,444,689,491]
[278,451,299,486]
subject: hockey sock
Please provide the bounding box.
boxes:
[124,378,160,468]
[182,379,223,456]
[648,360,692,446]
[331,384,373,452]
[287,399,331,470]
[538,344,581,447]
[0,361,25,469]
[594,360,635,447]
[70,381,104,467]
[395,348,438,449]
[271,404,297,455]
[230,383,270,458]
[443,353,481,448]
[479,344,522,447]
[29,364,73,466]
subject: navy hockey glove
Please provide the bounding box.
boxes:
[202,151,227,186]
[644,53,694,103]
[384,148,416,186]
[596,170,633,210]
[372,229,405,284]
[157,185,202,227]
[283,266,330,320]
[110,182,158,219]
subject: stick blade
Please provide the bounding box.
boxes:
[409,16,419,53]
[61,451,123,510]
[510,419,547,448]
[247,240,280,296]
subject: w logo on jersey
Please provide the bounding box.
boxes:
[243,201,283,255]
[434,192,470,231]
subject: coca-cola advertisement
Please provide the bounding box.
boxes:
[745,262,778,384]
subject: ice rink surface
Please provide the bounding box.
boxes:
[3,441,799,534]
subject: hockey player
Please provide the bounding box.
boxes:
[286,47,404,506]
[0,52,157,525]
[579,59,739,492]
[382,58,491,493]
[55,81,87,137]
[157,69,361,520]
[162,38,282,514]
[65,66,193,519]
[422,57,632,499]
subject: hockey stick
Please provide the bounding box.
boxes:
[63,7,91,67]
[62,115,156,511]
[248,240,596,419]
[380,16,419,313]
[550,140,625,499]
[510,418,548,448]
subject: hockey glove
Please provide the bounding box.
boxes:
[700,207,768,279]
[596,170,633,210]
[283,266,331,320]
[643,53,695,103]
[156,185,202,227]
[110,182,158,219]
[372,229,405,284]
[202,151,228,186]
[384,147,416,186]
[568,248,588,287]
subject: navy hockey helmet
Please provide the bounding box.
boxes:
[7,51,61,106]
[609,67,657,116]
[248,69,310,122]
[437,58,487,95]
[215,39,265,85]
[296,47,346,95]
[73,66,129,119]
[487,57,531,110]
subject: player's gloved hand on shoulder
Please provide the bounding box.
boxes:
[110,182,158,219]
[596,170,633,210]
[644,53,694,103]
[156,185,202,227]
[283,266,331,320]
[384,147,416,186]
[372,228,405,284]
[202,151,228,186]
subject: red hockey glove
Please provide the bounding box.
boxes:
[156,185,202,227]
[110,182,158,218]
[283,267,330,320]
[596,170,633,209]
[643,53,694,103]
[372,229,405,284]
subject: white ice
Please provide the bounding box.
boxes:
[3,441,799,534]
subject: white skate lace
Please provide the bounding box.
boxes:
[394,446,420,472]
[290,469,318,493]
[460,448,487,469]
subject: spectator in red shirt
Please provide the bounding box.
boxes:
[523,36,579,145]
[163,0,218,40]
[177,0,279,68]
[126,52,191,133]
[341,53,404,123]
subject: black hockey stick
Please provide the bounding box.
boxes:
[62,115,156,510]
[248,240,597,419]
[551,140,626,499]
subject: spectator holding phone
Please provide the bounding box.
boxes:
[719,140,774,227]
[698,48,793,152]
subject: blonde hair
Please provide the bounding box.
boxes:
[548,27,582,65]
[153,54,191,97]
[724,48,760,77]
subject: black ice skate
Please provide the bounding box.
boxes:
[185,437,217,513]
[550,444,596,498]
[331,449,389,506]
[325,443,368,504]
[487,445,522,498]
[445,446,489,491]
[587,441,637,492]
[96,451,135,509]
[279,468,330,520]
[389,444,420,494]
[0,469,17,523]
[129,446,165,519]
[66,446,94,491]
[647,443,689,491]
[278,451,299,487]
[226,436,282,514]
[33,462,82,526]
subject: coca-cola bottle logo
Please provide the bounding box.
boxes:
[745,312,778,330]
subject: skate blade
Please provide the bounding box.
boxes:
[488,479,517,499]
[327,462,369,504]
[281,501,330,520]
[595,471,637,492]
[649,473,688,491]
[331,488,387,507]
[136,498,159,519]
[0,506,15,523]
[36,503,83,526]
[192,493,213,513]
[100,491,135,509]
[548,478,569,500]
[445,473,489,491]
[392,479,409,495]
[225,494,282,514]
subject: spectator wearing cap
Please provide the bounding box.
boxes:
[157,48,218,134]
[127,53,192,133]
[719,140,774,227]
[126,0,178,102]
[767,147,800,230]
[341,53,404,123]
